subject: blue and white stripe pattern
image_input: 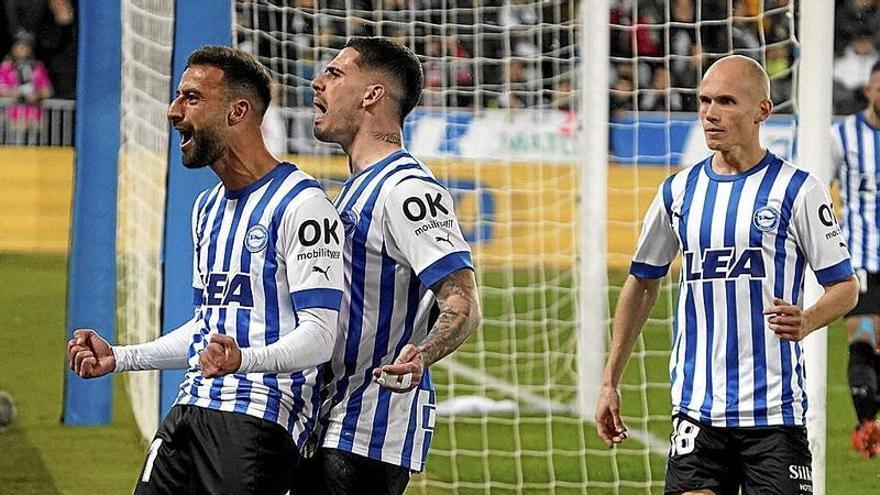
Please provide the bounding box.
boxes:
[175,163,343,448]
[832,112,880,272]
[320,149,473,471]
[632,152,853,427]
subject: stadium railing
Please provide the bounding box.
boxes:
[0,97,75,147]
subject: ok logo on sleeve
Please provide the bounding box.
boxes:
[298,218,341,246]
[403,192,449,221]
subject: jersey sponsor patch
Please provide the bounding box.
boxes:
[402,192,450,221]
[203,272,254,307]
[413,218,456,237]
[683,247,766,282]
[298,218,341,246]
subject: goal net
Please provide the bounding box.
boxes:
[116,0,175,441]
[234,1,802,493]
[111,0,804,492]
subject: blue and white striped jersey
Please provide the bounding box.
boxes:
[174,162,344,448]
[320,149,473,471]
[831,112,880,272]
[631,151,853,427]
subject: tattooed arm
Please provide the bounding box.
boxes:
[372,268,482,392]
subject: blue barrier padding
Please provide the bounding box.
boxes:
[63,0,122,425]
[160,0,233,418]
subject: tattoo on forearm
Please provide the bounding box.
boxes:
[418,270,481,366]
[372,132,402,145]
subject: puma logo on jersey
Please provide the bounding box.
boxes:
[312,265,331,280]
[435,233,453,246]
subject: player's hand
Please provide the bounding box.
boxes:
[372,344,423,393]
[764,298,809,341]
[67,328,116,378]
[595,385,628,447]
[199,334,242,378]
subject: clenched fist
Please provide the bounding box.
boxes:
[199,334,242,378]
[67,329,116,378]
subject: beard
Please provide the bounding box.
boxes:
[181,125,226,169]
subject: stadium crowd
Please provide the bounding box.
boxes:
[0,0,75,144]
[0,0,75,100]
[0,0,875,143]
[237,0,877,118]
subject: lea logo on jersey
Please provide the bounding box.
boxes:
[684,248,766,282]
[202,272,254,307]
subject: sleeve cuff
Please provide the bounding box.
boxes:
[238,347,256,374]
[814,258,855,285]
[418,251,474,288]
[111,345,127,372]
[630,261,670,279]
[291,288,343,311]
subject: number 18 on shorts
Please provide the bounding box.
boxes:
[664,414,814,495]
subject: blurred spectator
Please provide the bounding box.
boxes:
[609,0,663,59]
[610,75,635,120]
[500,0,538,28]
[5,0,76,99]
[551,77,575,111]
[639,66,684,112]
[0,31,52,138]
[421,36,446,108]
[669,0,696,85]
[835,0,880,55]
[444,35,475,108]
[834,31,880,115]
[492,58,536,109]
[766,44,793,106]
[731,0,762,60]
[762,0,793,46]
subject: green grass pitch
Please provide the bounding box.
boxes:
[1,254,878,494]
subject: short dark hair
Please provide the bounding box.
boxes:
[343,37,424,124]
[187,46,272,117]
[872,60,880,77]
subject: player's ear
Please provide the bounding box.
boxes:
[755,98,773,124]
[228,98,250,126]
[362,84,386,110]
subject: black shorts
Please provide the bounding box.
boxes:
[134,405,299,495]
[664,414,813,495]
[848,269,880,317]
[293,447,410,495]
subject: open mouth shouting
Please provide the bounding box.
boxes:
[313,99,328,123]
[176,126,194,150]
